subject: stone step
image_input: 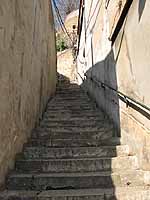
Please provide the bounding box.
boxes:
[1,187,150,200]
[54,95,90,100]
[26,134,115,147]
[45,111,100,115]
[32,125,113,133]
[55,95,88,99]
[49,99,92,103]
[50,99,92,104]
[25,139,105,148]
[44,108,101,113]
[42,116,106,121]
[47,104,96,108]
[55,92,87,96]
[44,113,104,119]
[56,86,80,90]
[34,126,114,132]
[56,81,77,85]
[40,118,105,124]
[15,156,138,173]
[56,90,83,95]
[44,109,102,114]
[26,137,121,148]
[56,86,82,89]
[56,92,85,96]
[55,90,89,98]
[22,145,129,159]
[44,111,102,116]
[56,85,81,89]
[7,170,145,190]
[46,107,97,112]
[50,103,93,108]
[39,121,112,129]
[31,132,112,141]
[31,128,114,139]
[42,116,106,122]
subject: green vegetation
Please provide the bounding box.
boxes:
[56,34,68,52]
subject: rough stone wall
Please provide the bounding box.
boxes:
[65,10,79,32]
[0,0,56,187]
[57,50,77,82]
[57,10,78,82]
[77,0,150,170]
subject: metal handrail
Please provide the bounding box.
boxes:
[84,74,150,112]
[77,0,85,55]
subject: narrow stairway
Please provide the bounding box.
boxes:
[0,74,150,199]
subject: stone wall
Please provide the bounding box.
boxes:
[0,0,56,187]
[57,10,79,82]
[57,50,77,82]
[77,0,150,170]
[65,10,79,31]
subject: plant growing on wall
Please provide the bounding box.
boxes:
[56,34,68,52]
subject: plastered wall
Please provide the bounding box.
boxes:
[0,0,56,187]
[77,0,150,170]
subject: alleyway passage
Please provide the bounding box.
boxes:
[0,74,150,199]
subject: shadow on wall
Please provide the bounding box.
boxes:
[138,0,146,21]
[81,49,150,137]
[82,49,121,137]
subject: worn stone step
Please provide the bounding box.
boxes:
[56,86,80,90]
[25,139,105,148]
[34,126,113,133]
[57,82,78,85]
[55,90,84,95]
[38,124,110,129]
[33,125,114,134]
[1,187,150,200]
[56,86,81,89]
[47,104,96,109]
[26,137,121,148]
[21,145,129,159]
[44,112,102,116]
[44,111,103,117]
[45,106,100,111]
[7,170,145,191]
[51,100,91,104]
[15,156,138,173]
[39,121,112,129]
[42,116,106,122]
[32,125,113,133]
[44,111,100,117]
[48,101,95,105]
[44,108,101,113]
[42,116,106,121]
[52,96,91,100]
[56,86,82,90]
[31,132,109,141]
[26,132,114,147]
[53,97,90,101]
[31,128,113,140]
[43,114,104,120]
[46,107,97,112]
[55,93,87,96]
[49,99,92,104]
[31,126,114,139]
[44,110,99,115]
[40,118,105,125]
[55,93,88,97]
[55,95,88,99]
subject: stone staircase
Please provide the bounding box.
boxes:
[0,75,150,199]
